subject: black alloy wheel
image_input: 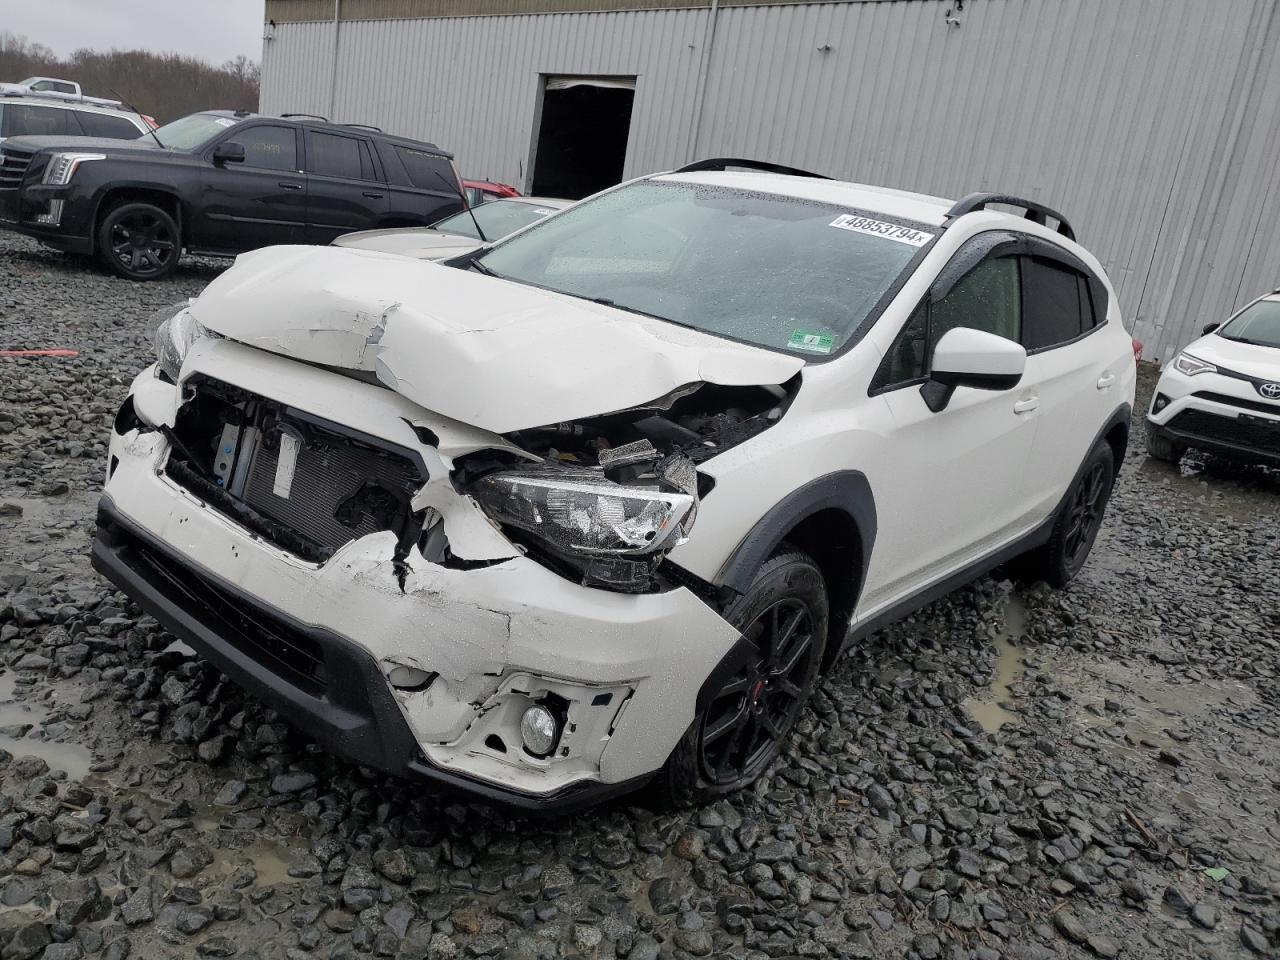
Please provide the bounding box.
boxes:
[700,597,818,785]
[655,548,828,807]
[97,202,180,280]
[1017,440,1116,587]
[1063,460,1108,569]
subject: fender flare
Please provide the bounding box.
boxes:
[715,470,877,601]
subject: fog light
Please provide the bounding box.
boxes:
[386,664,435,691]
[1153,393,1170,412]
[34,199,65,226]
[520,704,559,757]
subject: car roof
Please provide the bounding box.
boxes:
[656,170,954,227]
[0,94,145,120]
[199,110,452,158]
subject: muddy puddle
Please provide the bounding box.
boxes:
[963,594,1027,733]
[0,671,94,779]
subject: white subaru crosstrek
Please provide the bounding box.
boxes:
[1147,291,1280,466]
[93,161,1136,810]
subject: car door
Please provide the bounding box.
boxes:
[1018,255,1117,519]
[301,129,388,243]
[194,123,305,252]
[860,250,1042,612]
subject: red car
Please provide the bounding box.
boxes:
[462,178,520,206]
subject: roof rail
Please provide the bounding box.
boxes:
[946,192,1075,242]
[673,157,832,180]
[0,88,126,111]
[341,122,382,133]
[281,112,329,122]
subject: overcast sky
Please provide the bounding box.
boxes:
[9,0,266,67]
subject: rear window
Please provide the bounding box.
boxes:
[77,111,142,139]
[2,104,75,138]
[396,146,454,190]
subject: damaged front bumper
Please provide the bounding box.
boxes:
[94,341,739,806]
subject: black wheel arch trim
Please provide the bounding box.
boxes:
[714,470,877,599]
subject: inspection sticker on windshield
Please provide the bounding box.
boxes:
[829,214,934,247]
[213,118,237,128]
[788,330,835,354]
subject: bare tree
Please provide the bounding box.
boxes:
[0,31,259,123]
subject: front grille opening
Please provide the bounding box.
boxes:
[1191,390,1280,417]
[1169,409,1280,453]
[164,376,427,563]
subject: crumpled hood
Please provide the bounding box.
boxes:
[331,227,481,260]
[188,245,804,433]
[1183,333,1280,381]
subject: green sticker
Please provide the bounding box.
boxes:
[1203,867,1229,882]
[788,330,835,354]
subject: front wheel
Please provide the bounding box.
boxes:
[1146,431,1184,463]
[655,549,828,807]
[1022,442,1116,587]
[97,202,180,280]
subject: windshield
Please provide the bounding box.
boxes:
[1218,298,1280,348]
[476,180,932,356]
[433,199,560,241]
[151,113,243,151]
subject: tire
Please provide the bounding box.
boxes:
[1021,442,1116,588]
[1146,431,1183,463]
[96,202,180,281]
[655,549,829,807]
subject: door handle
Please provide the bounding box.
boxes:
[362,191,384,199]
[1013,396,1040,414]
[278,181,302,190]
[1097,373,1116,390]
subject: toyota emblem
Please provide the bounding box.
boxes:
[1260,382,1280,400]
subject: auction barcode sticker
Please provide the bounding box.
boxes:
[829,214,934,247]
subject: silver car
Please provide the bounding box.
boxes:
[333,196,571,260]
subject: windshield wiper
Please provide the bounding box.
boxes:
[581,295,675,324]
[469,258,500,278]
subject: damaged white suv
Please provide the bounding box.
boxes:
[93,160,1136,810]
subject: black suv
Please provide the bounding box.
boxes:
[0,110,465,280]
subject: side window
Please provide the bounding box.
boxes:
[1078,275,1099,330]
[1022,256,1088,351]
[235,125,297,171]
[306,131,376,180]
[2,105,73,138]
[77,111,143,139]
[879,257,1022,387]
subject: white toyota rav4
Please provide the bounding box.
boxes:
[94,160,1136,810]
[1146,291,1280,466]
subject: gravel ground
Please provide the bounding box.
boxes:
[1,233,1278,960]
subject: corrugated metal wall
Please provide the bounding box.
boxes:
[261,0,1280,360]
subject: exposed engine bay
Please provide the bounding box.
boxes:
[455,378,797,591]
[161,369,795,594]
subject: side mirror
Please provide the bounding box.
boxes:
[212,141,245,164]
[921,327,1026,412]
[1202,322,1220,335]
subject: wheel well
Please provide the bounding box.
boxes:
[1104,419,1129,470]
[96,189,183,244]
[779,508,862,674]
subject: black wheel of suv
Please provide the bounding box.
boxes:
[1022,442,1116,588]
[655,549,828,807]
[97,202,180,280]
[1146,431,1184,463]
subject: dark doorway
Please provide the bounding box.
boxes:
[531,77,635,200]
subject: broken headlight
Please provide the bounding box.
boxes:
[152,303,208,382]
[468,468,695,590]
